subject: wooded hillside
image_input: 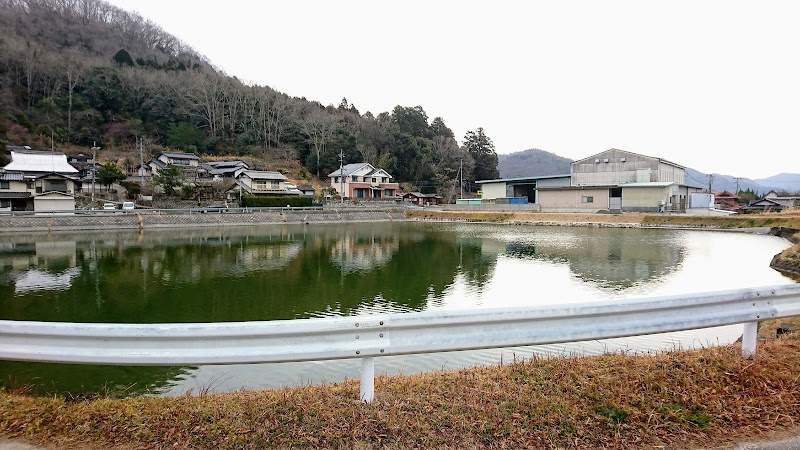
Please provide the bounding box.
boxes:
[497,148,572,179]
[0,0,499,199]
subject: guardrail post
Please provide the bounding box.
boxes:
[360,357,375,403]
[742,322,758,359]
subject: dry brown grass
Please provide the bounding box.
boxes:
[406,210,646,224]
[2,336,800,449]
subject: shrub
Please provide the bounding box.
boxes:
[241,195,312,208]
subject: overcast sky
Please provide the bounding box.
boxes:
[105,0,798,180]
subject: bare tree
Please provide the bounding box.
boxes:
[432,135,474,203]
[7,39,42,111]
[61,49,88,142]
[180,72,225,139]
[301,107,337,177]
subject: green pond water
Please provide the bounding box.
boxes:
[0,222,792,396]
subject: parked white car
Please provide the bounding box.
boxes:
[122,202,135,212]
[102,202,116,210]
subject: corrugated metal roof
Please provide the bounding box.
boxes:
[4,151,78,173]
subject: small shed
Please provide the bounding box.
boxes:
[402,192,442,206]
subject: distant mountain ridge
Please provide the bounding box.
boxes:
[755,173,800,193]
[498,149,799,195]
[496,148,572,178]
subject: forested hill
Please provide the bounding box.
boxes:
[0,0,499,199]
[497,148,572,179]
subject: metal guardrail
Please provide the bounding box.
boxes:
[1,284,799,402]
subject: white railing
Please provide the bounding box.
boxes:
[2,284,799,402]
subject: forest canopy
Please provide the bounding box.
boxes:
[0,0,498,199]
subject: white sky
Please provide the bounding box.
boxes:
[105,0,799,179]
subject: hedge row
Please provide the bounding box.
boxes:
[241,195,313,207]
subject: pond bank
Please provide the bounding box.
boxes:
[406,209,800,279]
[0,208,406,232]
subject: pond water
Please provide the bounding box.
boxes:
[0,222,793,396]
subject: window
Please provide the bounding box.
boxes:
[582,196,594,203]
[372,178,376,183]
[0,199,9,208]
[46,181,68,192]
[351,176,357,182]
[0,181,9,189]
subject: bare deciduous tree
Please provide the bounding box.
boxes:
[301,107,338,178]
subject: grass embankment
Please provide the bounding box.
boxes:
[405,209,645,224]
[2,333,800,449]
[641,213,800,230]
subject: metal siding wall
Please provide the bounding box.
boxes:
[621,187,668,208]
[481,182,507,200]
[537,177,572,187]
[572,151,660,186]
[538,188,609,209]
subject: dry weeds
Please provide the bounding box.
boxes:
[2,336,799,449]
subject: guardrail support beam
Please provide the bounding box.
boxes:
[742,322,758,359]
[360,357,375,403]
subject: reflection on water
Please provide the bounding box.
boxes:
[0,222,793,396]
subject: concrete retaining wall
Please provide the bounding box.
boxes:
[0,209,408,233]
[441,204,541,212]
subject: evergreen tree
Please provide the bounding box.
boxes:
[97,162,127,190]
[112,49,134,67]
[463,127,499,184]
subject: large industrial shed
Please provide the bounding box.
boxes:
[478,149,703,212]
[571,148,685,186]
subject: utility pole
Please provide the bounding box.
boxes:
[707,174,714,194]
[459,159,463,200]
[90,142,100,206]
[139,137,145,189]
[734,177,741,195]
[338,150,345,204]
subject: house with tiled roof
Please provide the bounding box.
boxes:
[138,151,201,179]
[401,192,442,206]
[227,170,300,199]
[328,163,399,200]
[1,150,79,211]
